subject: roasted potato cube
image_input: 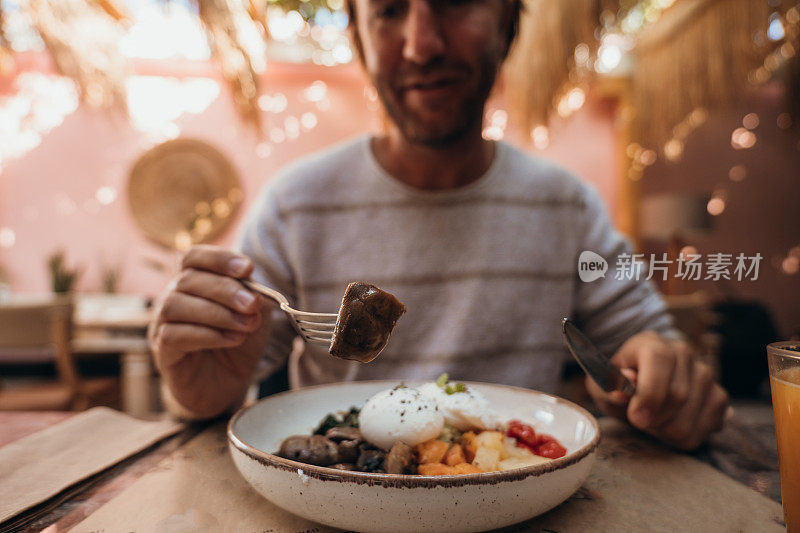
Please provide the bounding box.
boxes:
[444,443,466,466]
[415,439,450,464]
[472,447,501,472]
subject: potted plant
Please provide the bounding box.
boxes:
[48,250,81,294]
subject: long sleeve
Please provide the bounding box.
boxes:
[571,184,679,356]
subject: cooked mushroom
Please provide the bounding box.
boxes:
[325,426,363,443]
[277,435,339,466]
[356,443,386,473]
[384,442,417,474]
[337,438,361,464]
[329,282,406,363]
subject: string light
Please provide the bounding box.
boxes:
[679,245,699,259]
[707,197,726,216]
[782,256,800,275]
[95,186,117,205]
[731,128,757,150]
[768,15,786,41]
[304,81,328,102]
[728,165,747,182]
[664,139,684,161]
[557,87,586,118]
[707,189,728,216]
[269,128,287,144]
[256,143,272,159]
[0,228,15,248]
[742,113,760,130]
[284,116,301,139]
[301,112,318,130]
[531,126,549,150]
[482,109,507,140]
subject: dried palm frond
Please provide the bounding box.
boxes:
[633,0,791,150]
[503,0,600,136]
[91,0,130,23]
[0,1,13,76]
[196,0,262,132]
[26,0,128,110]
[0,1,9,49]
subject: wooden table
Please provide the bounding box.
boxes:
[1,293,157,416]
[72,308,156,417]
[0,401,784,532]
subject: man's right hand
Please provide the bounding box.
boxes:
[148,245,272,418]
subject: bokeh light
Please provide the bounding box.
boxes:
[728,165,747,182]
[531,126,549,150]
[782,256,800,275]
[707,197,726,216]
[0,228,16,248]
[731,128,757,149]
[742,113,760,130]
[679,245,699,259]
[95,186,117,205]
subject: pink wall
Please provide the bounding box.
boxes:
[0,56,619,297]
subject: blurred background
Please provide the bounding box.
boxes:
[0,0,798,414]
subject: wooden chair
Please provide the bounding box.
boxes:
[0,299,119,411]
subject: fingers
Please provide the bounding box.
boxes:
[648,342,693,428]
[585,376,629,420]
[649,363,713,449]
[181,245,254,279]
[654,386,729,451]
[149,245,265,372]
[152,323,247,369]
[619,341,675,429]
[699,386,730,434]
[174,268,261,315]
[600,332,730,451]
[160,291,262,334]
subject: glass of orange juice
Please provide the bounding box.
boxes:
[768,341,800,532]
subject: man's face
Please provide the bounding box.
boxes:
[353,0,511,146]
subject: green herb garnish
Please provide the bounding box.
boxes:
[313,406,360,434]
[444,382,466,395]
[436,373,449,387]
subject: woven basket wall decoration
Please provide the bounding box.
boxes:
[127,138,243,251]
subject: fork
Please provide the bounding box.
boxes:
[241,279,337,348]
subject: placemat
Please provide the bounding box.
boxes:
[0,407,183,524]
[71,424,337,533]
[71,418,784,532]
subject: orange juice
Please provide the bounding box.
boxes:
[770,366,800,532]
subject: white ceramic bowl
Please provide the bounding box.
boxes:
[228,381,599,533]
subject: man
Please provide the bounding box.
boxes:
[149,0,729,450]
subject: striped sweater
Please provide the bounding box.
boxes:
[236,136,675,393]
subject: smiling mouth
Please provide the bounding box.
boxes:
[403,78,460,91]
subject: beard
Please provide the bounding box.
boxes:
[371,49,502,147]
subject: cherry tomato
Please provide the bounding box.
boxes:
[506,422,567,458]
[535,440,567,459]
[506,420,537,447]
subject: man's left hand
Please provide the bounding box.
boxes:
[585,331,730,451]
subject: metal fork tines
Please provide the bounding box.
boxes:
[241,279,337,348]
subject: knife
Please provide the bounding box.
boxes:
[561,318,636,395]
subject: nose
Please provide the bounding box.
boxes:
[402,0,445,65]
